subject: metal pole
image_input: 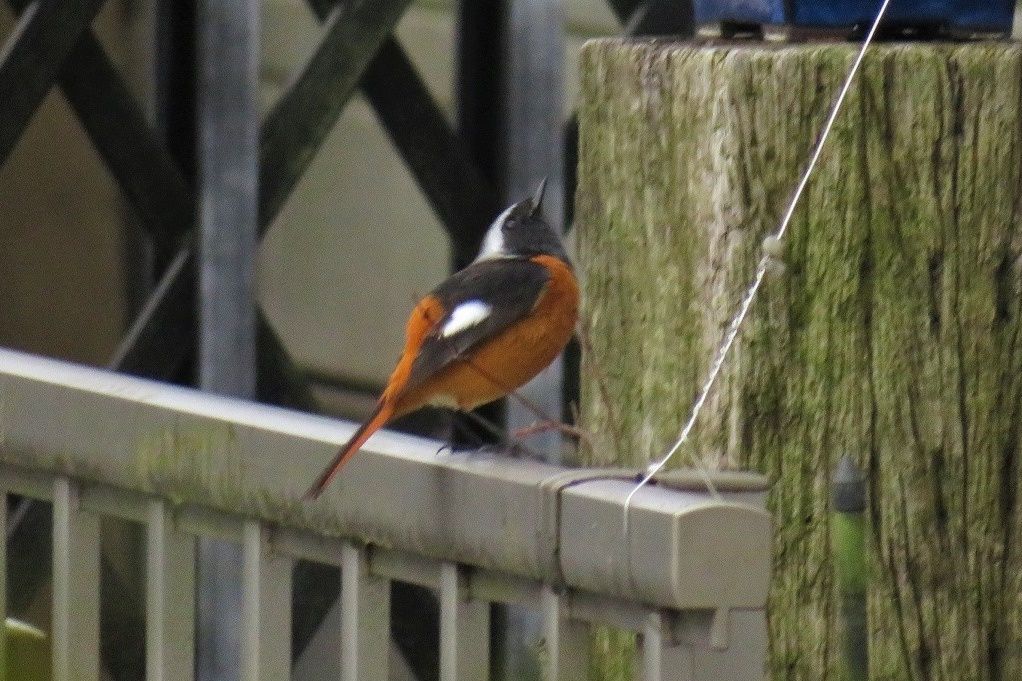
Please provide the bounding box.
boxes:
[831,455,869,681]
[197,0,259,398]
[195,0,259,678]
[503,0,566,461]
[495,2,566,677]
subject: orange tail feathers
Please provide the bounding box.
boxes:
[305,401,395,499]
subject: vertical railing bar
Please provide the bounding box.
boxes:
[52,477,100,681]
[262,528,294,681]
[146,499,197,681]
[642,612,666,681]
[541,586,588,681]
[242,521,261,681]
[340,543,390,681]
[440,562,490,681]
[0,484,7,674]
[439,562,458,681]
[241,521,293,681]
[540,586,560,681]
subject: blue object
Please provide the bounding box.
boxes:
[693,0,1015,33]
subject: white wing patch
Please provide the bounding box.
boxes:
[441,300,492,338]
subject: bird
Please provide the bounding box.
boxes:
[305,180,578,499]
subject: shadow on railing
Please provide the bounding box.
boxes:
[0,347,771,680]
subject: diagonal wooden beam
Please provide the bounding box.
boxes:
[3,0,409,398]
[0,0,109,167]
[260,0,413,225]
[3,0,191,260]
[306,0,504,261]
[61,36,194,260]
[360,38,502,258]
[0,5,308,406]
[305,0,505,248]
[109,0,413,394]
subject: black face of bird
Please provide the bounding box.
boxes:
[474,178,571,265]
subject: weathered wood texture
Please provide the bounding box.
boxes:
[576,39,1022,681]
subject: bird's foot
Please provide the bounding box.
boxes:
[474,440,544,461]
[512,419,591,446]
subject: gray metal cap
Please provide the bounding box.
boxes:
[831,455,866,513]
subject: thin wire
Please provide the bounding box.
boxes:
[623,0,894,520]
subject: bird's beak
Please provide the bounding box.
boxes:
[530,177,548,217]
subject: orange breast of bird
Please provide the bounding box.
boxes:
[392,255,579,418]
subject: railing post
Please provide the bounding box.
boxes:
[241,521,293,681]
[640,611,669,681]
[52,477,100,681]
[503,0,566,458]
[440,562,490,681]
[146,500,197,681]
[340,543,390,681]
[540,586,588,681]
[0,485,6,677]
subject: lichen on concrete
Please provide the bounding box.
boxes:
[134,422,344,533]
[135,422,245,506]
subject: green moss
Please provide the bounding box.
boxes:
[589,626,636,681]
[832,512,867,595]
[135,423,247,509]
[133,424,331,532]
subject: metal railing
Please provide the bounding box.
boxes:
[0,347,771,680]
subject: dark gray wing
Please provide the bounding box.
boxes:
[405,257,549,391]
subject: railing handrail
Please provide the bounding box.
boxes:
[0,347,770,613]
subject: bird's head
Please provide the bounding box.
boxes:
[474,179,571,265]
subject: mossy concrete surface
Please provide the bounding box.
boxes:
[576,38,1022,681]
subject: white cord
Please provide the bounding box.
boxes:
[623,0,895,520]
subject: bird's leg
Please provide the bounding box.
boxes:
[439,408,507,453]
[511,419,590,445]
[461,356,597,454]
[452,408,503,446]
